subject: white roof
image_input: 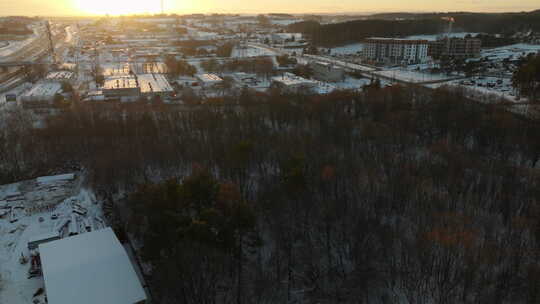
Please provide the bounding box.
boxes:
[46,71,74,81]
[271,73,317,87]
[138,74,174,94]
[37,173,75,184]
[22,82,62,98]
[28,231,60,243]
[196,73,223,83]
[40,228,146,304]
[103,76,138,90]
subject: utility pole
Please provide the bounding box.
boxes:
[45,21,57,65]
[161,0,164,14]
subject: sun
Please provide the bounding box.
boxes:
[75,0,162,15]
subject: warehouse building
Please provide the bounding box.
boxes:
[138,73,175,98]
[39,228,147,304]
[102,76,140,101]
[45,71,76,84]
[271,73,317,93]
[196,73,223,88]
[309,61,345,82]
[20,82,63,109]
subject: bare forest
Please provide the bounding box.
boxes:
[2,85,540,303]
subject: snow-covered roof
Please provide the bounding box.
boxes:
[22,82,62,98]
[37,173,75,184]
[196,73,223,83]
[40,228,146,304]
[271,73,317,87]
[46,71,74,81]
[103,76,138,90]
[138,74,174,94]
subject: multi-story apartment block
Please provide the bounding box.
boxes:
[429,37,481,59]
[363,38,430,64]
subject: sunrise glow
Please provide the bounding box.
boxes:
[75,0,163,15]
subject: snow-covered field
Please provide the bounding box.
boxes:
[405,32,481,41]
[330,43,364,55]
[0,173,106,304]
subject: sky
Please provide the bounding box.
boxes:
[0,0,538,16]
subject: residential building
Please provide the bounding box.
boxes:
[429,37,481,59]
[363,38,430,64]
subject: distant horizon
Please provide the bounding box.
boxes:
[1,8,539,19]
[0,0,539,18]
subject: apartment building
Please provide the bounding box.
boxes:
[363,38,430,64]
[429,37,481,59]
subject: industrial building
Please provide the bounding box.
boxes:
[271,73,317,93]
[309,61,345,82]
[39,228,147,304]
[429,37,482,59]
[363,38,430,64]
[20,82,63,109]
[271,33,302,44]
[196,73,223,88]
[138,73,174,97]
[45,71,76,84]
[102,76,140,101]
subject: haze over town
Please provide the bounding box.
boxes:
[1,0,539,15]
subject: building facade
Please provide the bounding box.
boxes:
[309,61,345,82]
[363,38,430,64]
[429,37,481,59]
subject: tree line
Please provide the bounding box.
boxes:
[290,10,540,47]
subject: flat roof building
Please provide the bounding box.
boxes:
[20,82,63,108]
[138,74,174,97]
[271,73,317,93]
[102,76,140,101]
[196,73,223,87]
[309,61,345,82]
[45,71,75,83]
[40,228,147,304]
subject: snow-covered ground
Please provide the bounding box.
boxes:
[0,82,32,105]
[405,32,481,41]
[270,19,301,26]
[232,45,278,57]
[373,69,458,83]
[302,54,377,72]
[333,77,372,90]
[480,43,540,61]
[330,43,364,55]
[429,76,515,99]
[0,23,42,60]
[0,173,106,304]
